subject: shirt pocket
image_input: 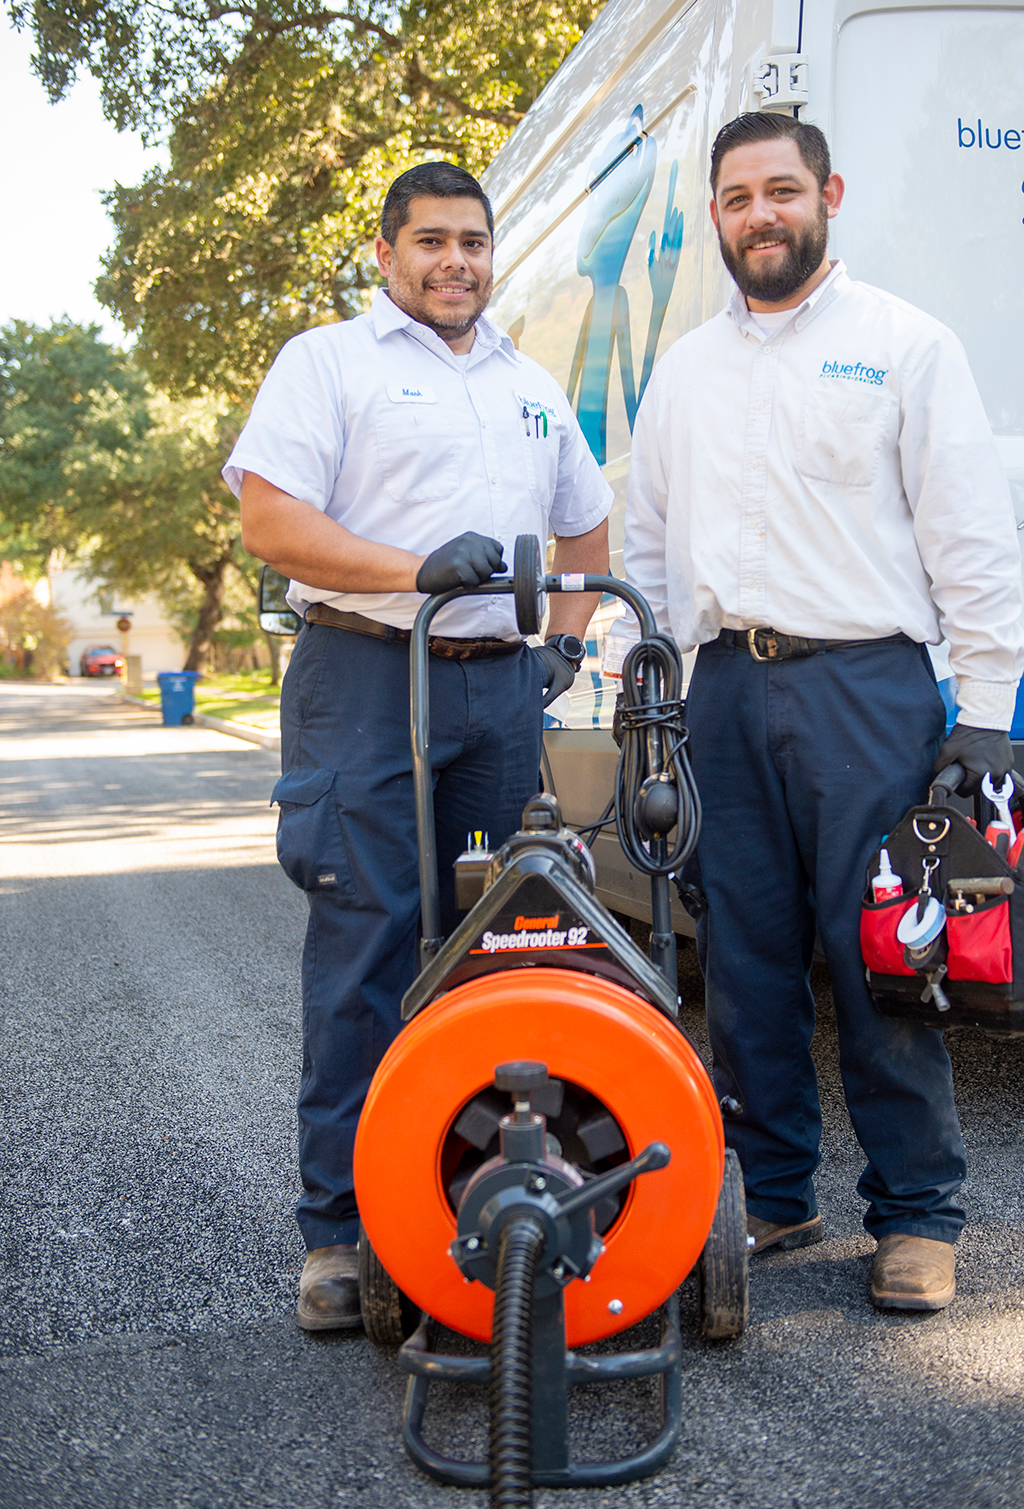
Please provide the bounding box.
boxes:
[375,403,460,504]
[519,409,561,504]
[796,382,893,489]
[271,768,356,896]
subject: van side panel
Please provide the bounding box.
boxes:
[831,5,1024,523]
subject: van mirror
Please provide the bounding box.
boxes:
[259,565,302,636]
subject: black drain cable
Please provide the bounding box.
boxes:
[489,1216,545,1508]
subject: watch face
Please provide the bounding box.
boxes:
[560,635,585,666]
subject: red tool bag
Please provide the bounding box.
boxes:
[861,767,1024,1037]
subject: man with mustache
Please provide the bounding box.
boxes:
[625,113,1022,1310]
[224,161,610,1329]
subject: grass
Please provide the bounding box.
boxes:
[138,669,281,729]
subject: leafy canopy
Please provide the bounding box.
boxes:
[9,0,604,393]
[0,318,253,669]
[0,319,150,565]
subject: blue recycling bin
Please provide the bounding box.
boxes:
[157,670,201,726]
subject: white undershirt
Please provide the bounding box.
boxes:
[747,308,795,338]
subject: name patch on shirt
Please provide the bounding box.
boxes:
[386,383,437,403]
[820,360,888,387]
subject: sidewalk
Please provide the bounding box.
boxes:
[124,673,282,753]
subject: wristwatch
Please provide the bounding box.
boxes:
[544,633,586,672]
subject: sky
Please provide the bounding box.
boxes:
[0,20,166,343]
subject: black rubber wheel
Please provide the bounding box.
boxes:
[358,1222,420,1347]
[513,533,543,636]
[697,1148,749,1339]
[181,712,195,725]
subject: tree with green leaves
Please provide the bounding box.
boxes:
[0,319,258,671]
[77,388,254,671]
[0,318,150,569]
[8,0,605,394]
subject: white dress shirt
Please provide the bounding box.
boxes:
[223,292,612,638]
[624,262,1024,728]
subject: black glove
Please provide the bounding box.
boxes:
[534,642,578,708]
[415,532,505,595]
[934,723,1014,796]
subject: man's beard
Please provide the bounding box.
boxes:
[718,199,829,303]
[388,268,492,341]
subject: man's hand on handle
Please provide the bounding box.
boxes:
[415,533,506,595]
[934,723,1014,796]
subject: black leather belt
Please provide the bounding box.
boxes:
[718,627,910,662]
[305,602,524,661]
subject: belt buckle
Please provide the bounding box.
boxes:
[747,628,780,662]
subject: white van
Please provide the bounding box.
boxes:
[481,0,1024,927]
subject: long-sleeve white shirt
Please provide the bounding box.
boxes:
[624,261,1024,728]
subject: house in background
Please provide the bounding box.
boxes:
[48,558,184,677]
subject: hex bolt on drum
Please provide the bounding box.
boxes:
[352,538,748,1505]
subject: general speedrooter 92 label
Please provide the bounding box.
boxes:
[471,912,603,956]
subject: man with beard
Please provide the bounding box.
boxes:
[225,161,611,1329]
[624,113,1022,1309]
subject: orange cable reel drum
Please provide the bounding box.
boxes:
[354,966,724,1346]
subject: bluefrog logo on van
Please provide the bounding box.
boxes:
[821,360,888,387]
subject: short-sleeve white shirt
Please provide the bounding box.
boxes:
[223,292,612,638]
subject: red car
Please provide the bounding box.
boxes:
[80,646,125,678]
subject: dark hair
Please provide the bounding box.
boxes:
[380,162,494,246]
[710,113,831,193]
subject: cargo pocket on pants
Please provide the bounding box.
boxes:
[271,768,356,896]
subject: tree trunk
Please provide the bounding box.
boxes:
[261,628,281,686]
[184,549,232,672]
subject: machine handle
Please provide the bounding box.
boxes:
[409,549,661,969]
[553,1141,671,1223]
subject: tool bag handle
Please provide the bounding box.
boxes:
[929,764,1024,806]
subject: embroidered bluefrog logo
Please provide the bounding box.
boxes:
[821,360,888,386]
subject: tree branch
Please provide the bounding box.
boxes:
[406,59,523,127]
[204,2,401,46]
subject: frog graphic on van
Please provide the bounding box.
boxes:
[566,105,684,464]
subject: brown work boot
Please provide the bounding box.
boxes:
[748,1213,823,1255]
[297,1244,362,1331]
[871,1234,956,1311]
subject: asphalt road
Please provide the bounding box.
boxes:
[1,682,1023,1509]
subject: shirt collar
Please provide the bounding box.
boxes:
[727,259,849,340]
[370,290,518,365]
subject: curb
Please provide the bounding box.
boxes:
[196,711,281,752]
[120,693,281,753]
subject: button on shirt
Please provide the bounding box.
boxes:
[624,262,1024,727]
[223,292,611,638]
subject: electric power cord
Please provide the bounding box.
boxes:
[613,633,701,876]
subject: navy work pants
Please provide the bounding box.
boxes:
[686,635,966,1244]
[275,623,544,1250]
